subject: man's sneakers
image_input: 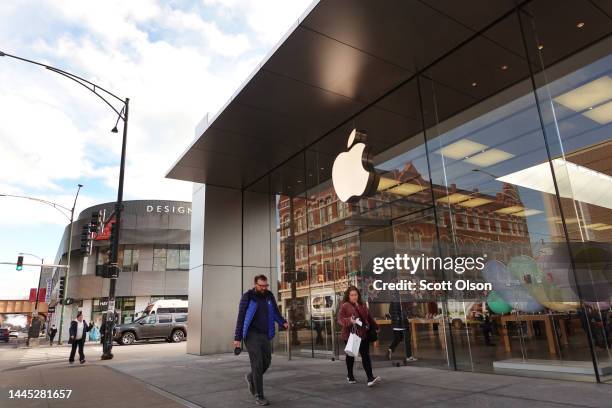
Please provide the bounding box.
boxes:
[255,397,269,406]
[80,360,86,364]
[405,356,418,362]
[367,376,382,387]
[245,373,255,396]
[347,377,357,384]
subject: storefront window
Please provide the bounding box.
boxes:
[252,1,612,383]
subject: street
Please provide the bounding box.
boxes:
[2,340,612,408]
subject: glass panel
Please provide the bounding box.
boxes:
[520,0,612,382]
[179,248,190,270]
[153,247,166,272]
[122,249,132,272]
[167,248,180,271]
[132,249,139,272]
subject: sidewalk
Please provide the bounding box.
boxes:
[2,351,612,407]
[1,364,186,408]
[107,353,612,408]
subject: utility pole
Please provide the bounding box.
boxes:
[57,184,83,344]
[101,98,129,360]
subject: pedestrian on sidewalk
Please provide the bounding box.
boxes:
[48,324,57,346]
[68,311,92,364]
[338,286,381,387]
[234,274,288,406]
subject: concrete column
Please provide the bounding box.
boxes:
[187,183,277,355]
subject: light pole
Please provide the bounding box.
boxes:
[19,253,43,346]
[0,50,128,359]
[0,184,83,344]
[57,184,83,344]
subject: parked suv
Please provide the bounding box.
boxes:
[114,313,187,345]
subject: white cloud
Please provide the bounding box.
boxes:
[0,0,313,298]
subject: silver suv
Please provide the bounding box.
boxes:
[114,313,187,345]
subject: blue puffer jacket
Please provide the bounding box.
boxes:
[234,289,286,341]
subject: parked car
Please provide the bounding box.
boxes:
[0,328,9,342]
[114,313,187,345]
[9,331,19,338]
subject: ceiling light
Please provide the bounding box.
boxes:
[582,100,612,124]
[554,76,612,112]
[471,82,478,87]
[497,159,612,210]
[556,217,580,224]
[538,45,544,50]
[501,65,508,70]
[437,140,487,160]
[388,183,427,196]
[585,223,607,229]
[593,225,612,231]
[495,206,524,214]
[456,197,494,208]
[512,209,543,217]
[436,193,471,204]
[464,148,514,167]
[377,177,399,191]
[577,22,585,28]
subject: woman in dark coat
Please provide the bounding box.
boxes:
[337,286,381,387]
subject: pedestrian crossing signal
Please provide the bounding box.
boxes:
[16,255,23,271]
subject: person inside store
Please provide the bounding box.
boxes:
[338,286,381,387]
[68,311,93,364]
[387,300,417,362]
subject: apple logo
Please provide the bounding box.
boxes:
[332,129,380,203]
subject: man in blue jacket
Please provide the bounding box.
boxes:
[234,274,287,406]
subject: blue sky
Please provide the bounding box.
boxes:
[0,0,312,299]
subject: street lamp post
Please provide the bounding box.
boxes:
[0,185,83,344]
[1,51,128,359]
[57,184,83,344]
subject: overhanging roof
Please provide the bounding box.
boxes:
[166,0,542,190]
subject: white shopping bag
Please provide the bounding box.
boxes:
[344,331,361,357]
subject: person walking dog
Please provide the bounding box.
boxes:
[234,275,288,406]
[68,311,92,364]
[338,286,381,387]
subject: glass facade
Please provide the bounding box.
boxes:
[242,3,612,382]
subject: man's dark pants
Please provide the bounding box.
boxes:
[69,338,86,362]
[245,331,272,398]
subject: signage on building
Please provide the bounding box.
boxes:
[107,299,116,313]
[48,306,56,313]
[45,279,52,303]
[332,129,380,203]
[146,204,191,214]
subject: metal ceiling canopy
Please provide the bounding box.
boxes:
[166,0,523,189]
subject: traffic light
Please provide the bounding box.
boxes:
[16,255,23,271]
[89,211,102,234]
[80,224,91,254]
[58,276,66,300]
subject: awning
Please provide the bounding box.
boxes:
[166,0,525,190]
